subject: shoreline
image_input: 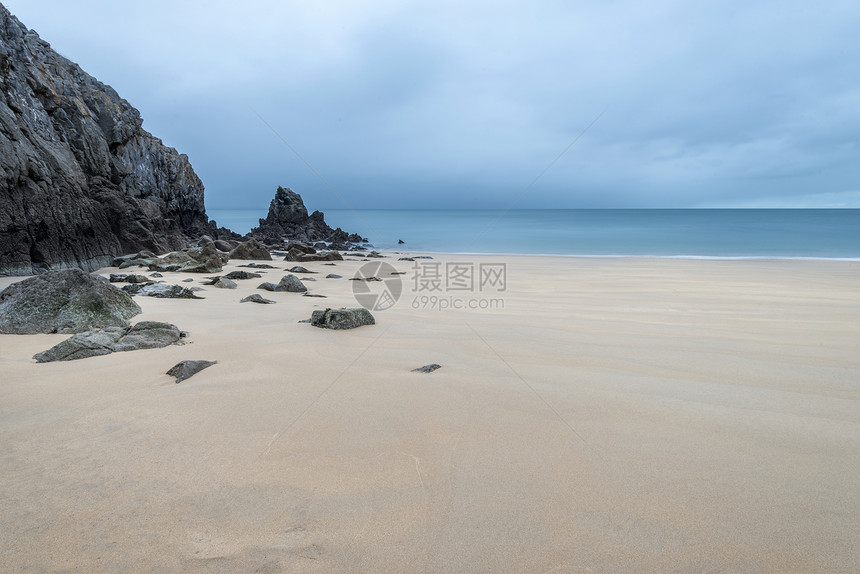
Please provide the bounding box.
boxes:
[386,249,860,261]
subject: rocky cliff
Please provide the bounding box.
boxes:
[0,3,210,275]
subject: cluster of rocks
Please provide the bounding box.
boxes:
[250,186,366,248]
[0,269,190,363]
[110,238,271,276]
[258,274,307,293]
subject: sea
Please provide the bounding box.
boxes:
[207,208,860,260]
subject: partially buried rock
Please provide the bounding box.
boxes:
[0,269,141,334]
[238,263,276,269]
[33,321,183,362]
[310,308,375,330]
[257,282,278,292]
[325,274,342,279]
[412,364,442,373]
[303,293,326,298]
[287,266,315,274]
[167,360,217,383]
[224,270,262,280]
[125,284,203,299]
[214,277,237,289]
[240,294,275,304]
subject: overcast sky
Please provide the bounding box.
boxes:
[6,0,860,210]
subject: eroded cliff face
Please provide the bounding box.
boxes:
[0,3,209,275]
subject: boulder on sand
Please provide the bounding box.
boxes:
[224,271,262,280]
[256,275,306,292]
[277,274,307,293]
[299,251,343,263]
[213,277,237,289]
[229,239,272,261]
[0,269,141,334]
[309,307,375,330]
[33,321,183,362]
[124,284,203,299]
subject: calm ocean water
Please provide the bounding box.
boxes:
[207,209,860,259]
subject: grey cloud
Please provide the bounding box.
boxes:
[5,0,859,208]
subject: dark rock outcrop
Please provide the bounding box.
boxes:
[167,359,216,383]
[229,239,271,261]
[33,321,183,362]
[297,252,344,263]
[0,268,141,333]
[309,307,375,330]
[0,5,211,275]
[251,187,366,245]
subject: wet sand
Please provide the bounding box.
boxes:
[1,254,859,572]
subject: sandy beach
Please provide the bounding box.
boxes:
[1,254,859,573]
